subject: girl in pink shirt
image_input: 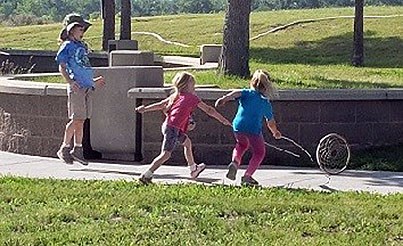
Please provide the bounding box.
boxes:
[135,72,231,184]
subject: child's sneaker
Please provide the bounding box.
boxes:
[70,146,88,165]
[241,176,260,187]
[57,146,73,164]
[226,161,238,180]
[139,175,153,185]
[190,163,206,179]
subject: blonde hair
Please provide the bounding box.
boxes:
[165,72,195,111]
[250,69,278,99]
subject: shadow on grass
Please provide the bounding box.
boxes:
[293,169,403,188]
[69,168,222,184]
[153,173,222,184]
[251,32,403,68]
[295,76,402,88]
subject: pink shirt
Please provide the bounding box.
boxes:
[166,92,200,132]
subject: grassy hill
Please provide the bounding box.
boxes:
[1,6,402,89]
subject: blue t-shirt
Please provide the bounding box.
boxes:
[55,41,94,90]
[232,89,274,135]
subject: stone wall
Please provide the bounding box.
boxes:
[1,78,402,167]
[131,88,403,166]
[0,92,67,156]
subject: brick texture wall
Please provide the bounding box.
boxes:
[1,89,402,167]
[0,93,67,157]
[141,97,403,166]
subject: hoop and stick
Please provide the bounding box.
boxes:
[265,133,350,175]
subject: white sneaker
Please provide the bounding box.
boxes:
[190,163,206,179]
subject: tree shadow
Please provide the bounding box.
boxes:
[251,32,403,68]
[293,170,403,188]
[69,168,222,184]
[276,76,403,89]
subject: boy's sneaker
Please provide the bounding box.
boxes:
[70,146,88,165]
[226,161,238,180]
[57,146,73,164]
[241,176,260,187]
[190,163,206,179]
[139,175,153,185]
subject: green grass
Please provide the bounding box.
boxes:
[0,177,402,245]
[2,6,403,89]
[350,145,403,171]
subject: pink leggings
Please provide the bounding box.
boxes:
[232,132,266,177]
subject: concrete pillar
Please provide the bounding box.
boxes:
[109,50,154,67]
[200,44,222,64]
[91,66,163,161]
[108,40,138,52]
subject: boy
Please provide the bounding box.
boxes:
[56,21,105,165]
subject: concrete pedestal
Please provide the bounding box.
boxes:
[108,40,138,52]
[91,66,163,161]
[200,44,222,64]
[109,50,154,67]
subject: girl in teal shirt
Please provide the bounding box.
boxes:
[215,70,281,186]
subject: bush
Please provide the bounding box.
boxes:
[1,14,49,26]
[0,59,35,75]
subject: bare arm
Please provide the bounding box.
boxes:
[135,97,170,113]
[266,119,281,139]
[93,75,105,89]
[59,63,80,92]
[198,101,232,126]
[215,90,242,107]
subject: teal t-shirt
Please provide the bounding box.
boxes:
[55,40,94,90]
[232,89,274,135]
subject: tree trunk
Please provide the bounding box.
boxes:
[102,0,115,51]
[352,0,364,66]
[120,0,131,40]
[218,0,251,78]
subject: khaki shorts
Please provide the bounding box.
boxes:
[68,88,93,120]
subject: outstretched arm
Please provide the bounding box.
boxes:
[215,90,242,107]
[135,97,170,114]
[198,101,232,126]
[266,119,281,139]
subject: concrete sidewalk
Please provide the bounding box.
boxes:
[0,151,402,194]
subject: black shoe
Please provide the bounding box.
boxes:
[241,176,260,187]
[226,162,238,180]
[70,146,88,165]
[139,175,153,185]
[57,146,73,164]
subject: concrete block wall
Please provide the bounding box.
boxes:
[0,92,67,157]
[131,88,403,166]
[1,79,403,167]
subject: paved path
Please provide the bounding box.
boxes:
[0,151,402,194]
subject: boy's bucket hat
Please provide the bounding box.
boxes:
[63,13,92,32]
[59,13,91,41]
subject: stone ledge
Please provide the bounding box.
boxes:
[128,87,403,101]
[0,77,66,96]
[2,76,403,101]
[0,65,164,96]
